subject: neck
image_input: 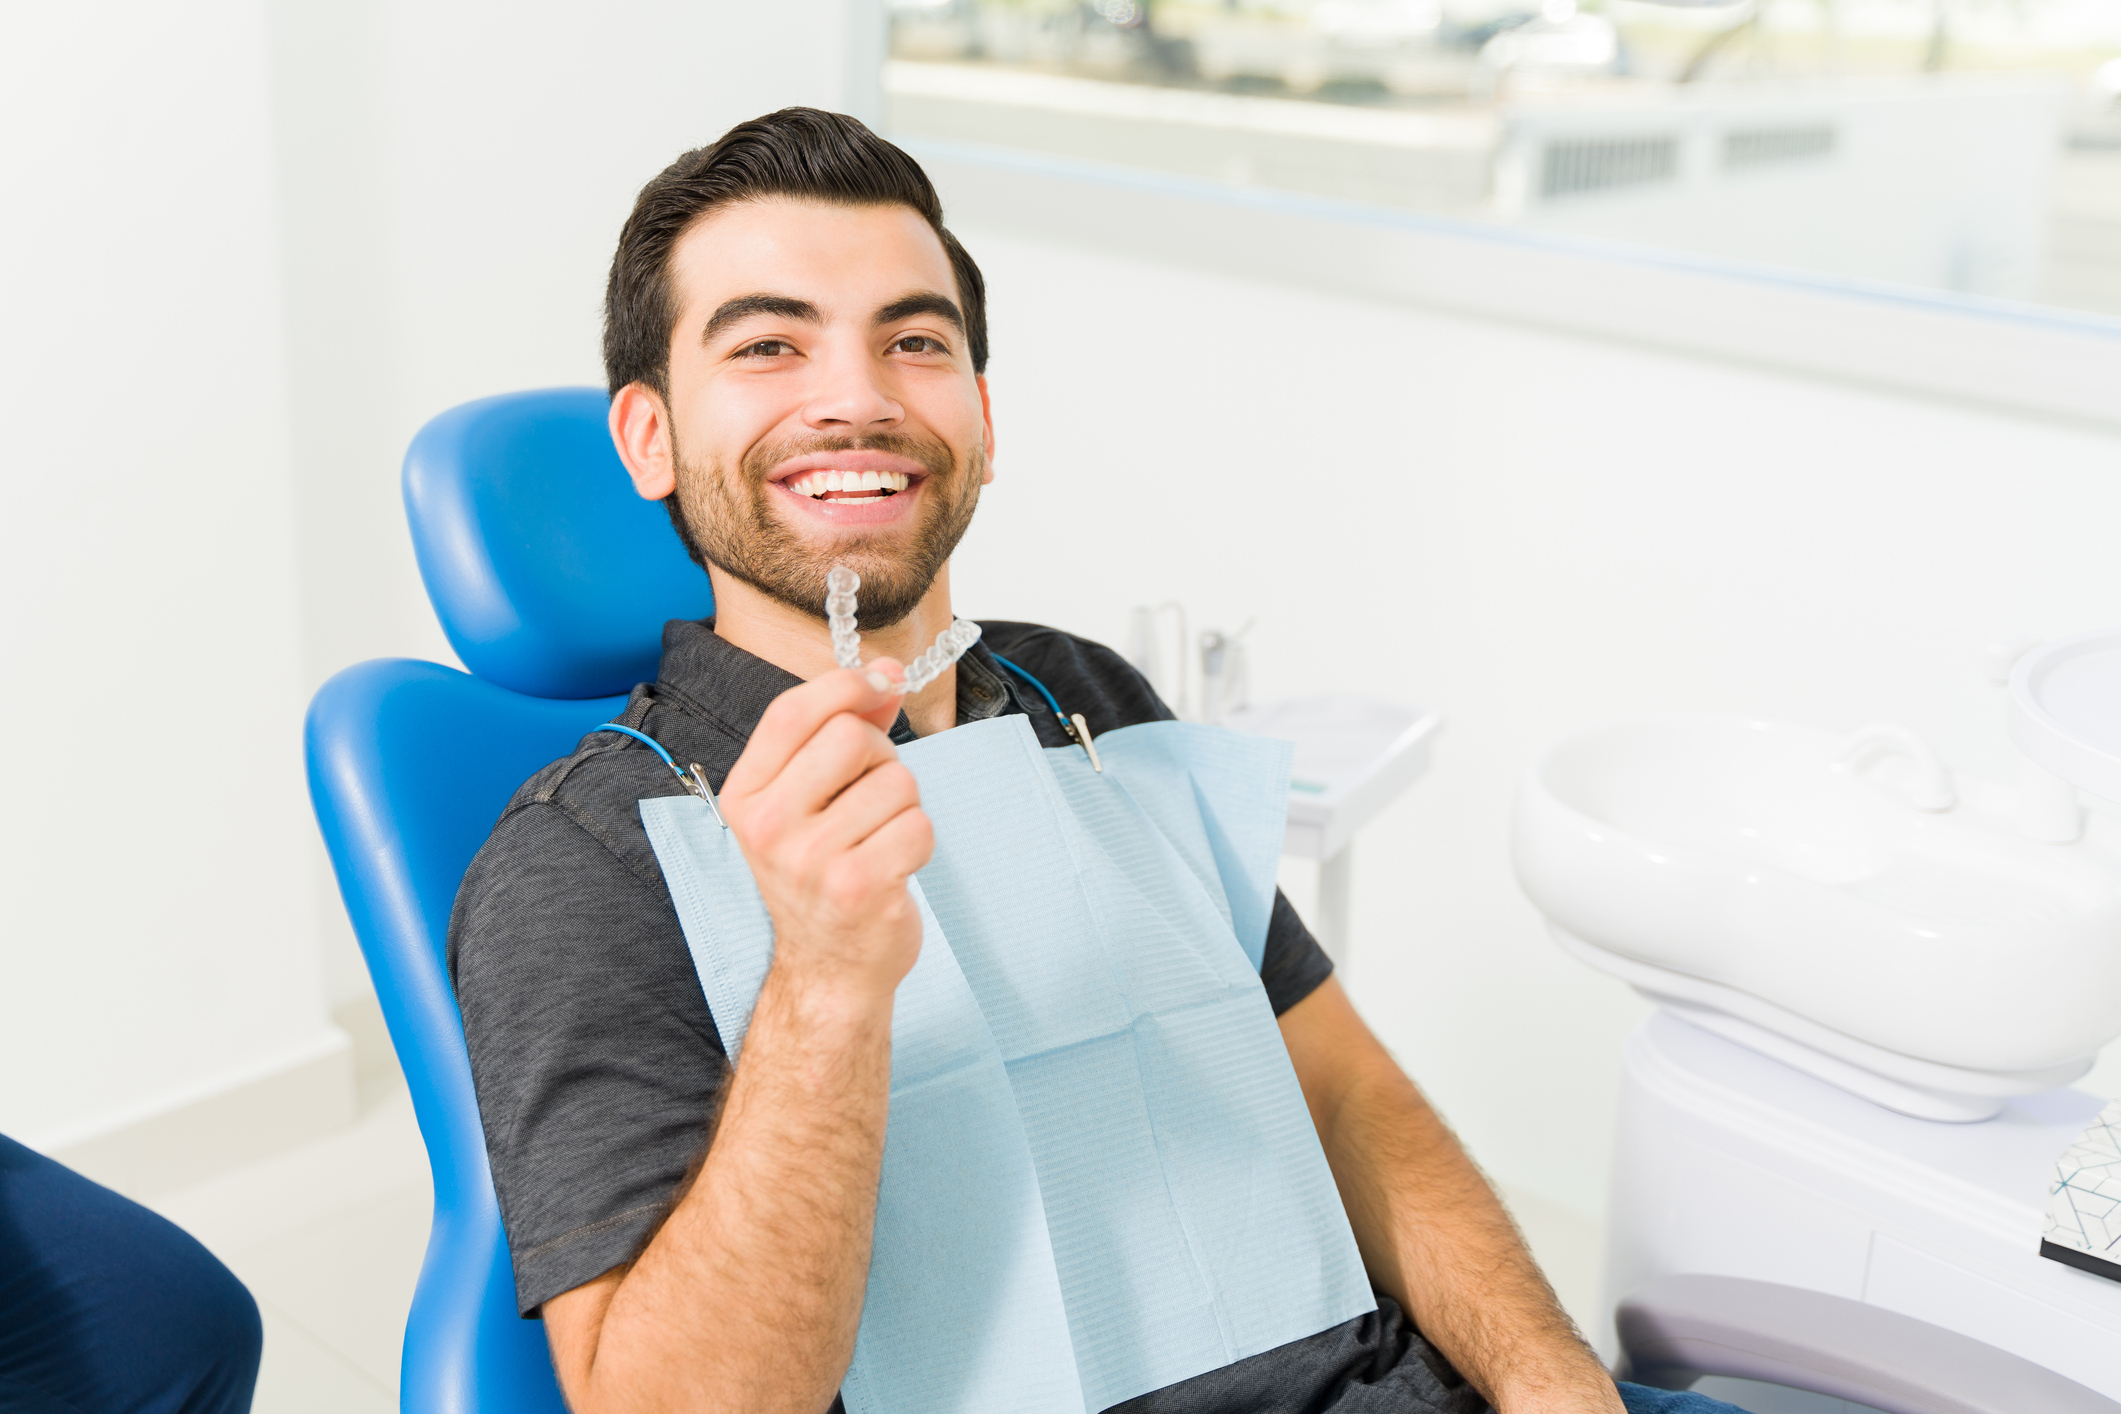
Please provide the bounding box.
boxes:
[706,562,962,737]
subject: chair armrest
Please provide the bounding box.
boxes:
[1615,1274,2118,1414]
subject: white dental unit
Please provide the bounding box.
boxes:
[1125,603,1441,967]
[1230,696,1440,966]
[1513,632,2121,1410]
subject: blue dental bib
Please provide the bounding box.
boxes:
[640,715,1374,1414]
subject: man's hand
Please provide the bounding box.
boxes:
[542,665,931,1414]
[718,661,933,1000]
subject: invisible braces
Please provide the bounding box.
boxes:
[826,565,981,695]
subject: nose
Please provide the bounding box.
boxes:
[801,341,902,434]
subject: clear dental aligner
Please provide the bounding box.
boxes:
[825,564,981,695]
[827,566,865,670]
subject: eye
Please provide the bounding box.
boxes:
[892,334,949,355]
[735,338,795,359]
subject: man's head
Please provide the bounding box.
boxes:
[604,109,993,632]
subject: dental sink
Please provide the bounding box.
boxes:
[1512,716,2121,1120]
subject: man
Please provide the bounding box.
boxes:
[450,108,1736,1414]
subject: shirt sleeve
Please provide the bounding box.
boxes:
[1260,888,1334,1016]
[448,800,728,1315]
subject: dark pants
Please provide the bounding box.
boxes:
[1109,1293,1750,1413]
[1618,1383,1747,1411]
[0,1134,261,1414]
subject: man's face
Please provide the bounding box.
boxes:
[654,198,993,630]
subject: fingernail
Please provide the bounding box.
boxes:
[864,670,891,693]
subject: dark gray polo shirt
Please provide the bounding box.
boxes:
[448,619,1482,1414]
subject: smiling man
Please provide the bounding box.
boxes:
[448,110,1735,1414]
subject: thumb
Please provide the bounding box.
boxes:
[853,659,907,733]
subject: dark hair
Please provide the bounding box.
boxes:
[603,108,988,398]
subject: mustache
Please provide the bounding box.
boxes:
[740,432,956,484]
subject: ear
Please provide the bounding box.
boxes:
[609,382,677,500]
[976,374,996,486]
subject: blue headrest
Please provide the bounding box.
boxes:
[403,387,714,699]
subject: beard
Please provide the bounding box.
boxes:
[664,425,984,632]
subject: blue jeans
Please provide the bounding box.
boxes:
[1619,1381,1748,1411]
[0,1133,261,1413]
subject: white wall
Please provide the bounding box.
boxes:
[945,228,2121,1219]
[0,2,338,1173]
[0,0,881,1189]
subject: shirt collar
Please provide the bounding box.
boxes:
[955,643,1013,723]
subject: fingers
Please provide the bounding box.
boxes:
[723,667,899,801]
[807,791,933,919]
[811,760,922,856]
[851,659,906,734]
[759,714,898,826]
[719,663,930,956]
[851,799,934,882]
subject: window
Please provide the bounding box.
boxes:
[886,0,2121,319]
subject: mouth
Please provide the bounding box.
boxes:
[779,467,915,505]
[764,449,934,521]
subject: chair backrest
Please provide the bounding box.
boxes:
[305,387,710,1412]
[404,386,712,698]
[308,664,612,1414]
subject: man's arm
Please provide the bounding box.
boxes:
[543,665,928,1414]
[1279,978,1625,1414]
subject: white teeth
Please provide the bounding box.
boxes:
[787,468,912,499]
[837,493,883,503]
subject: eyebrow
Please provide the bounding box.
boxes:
[699,289,967,346]
[874,291,965,335]
[701,294,820,345]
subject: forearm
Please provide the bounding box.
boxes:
[559,967,893,1414]
[1282,980,1617,1412]
[1319,1059,1605,1408]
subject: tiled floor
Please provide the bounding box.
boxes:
[150,1018,429,1413]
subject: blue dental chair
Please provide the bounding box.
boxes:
[304,387,711,1413]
